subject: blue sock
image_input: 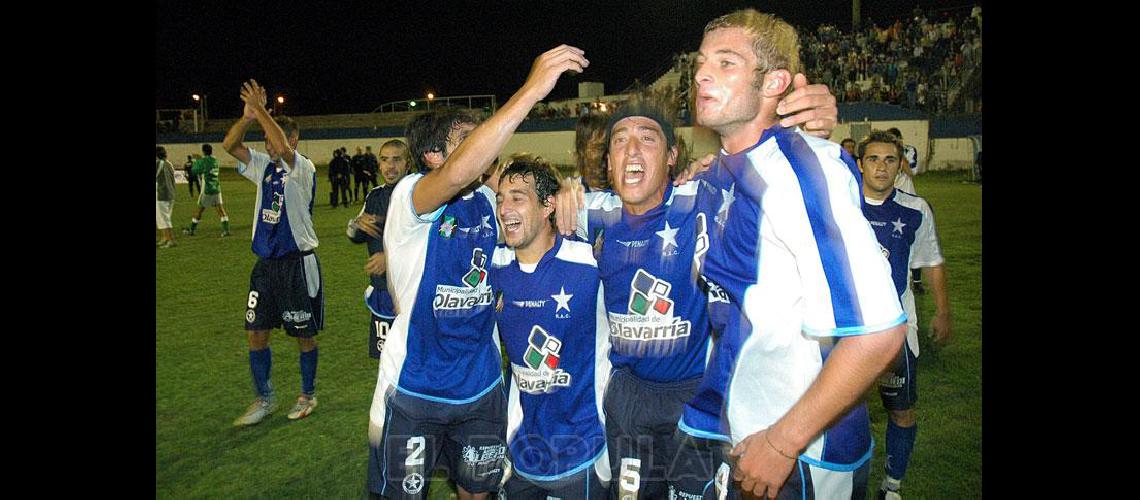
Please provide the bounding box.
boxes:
[300,347,318,396]
[885,419,917,482]
[249,348,273,398]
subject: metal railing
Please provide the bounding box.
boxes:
[372,94,498,114]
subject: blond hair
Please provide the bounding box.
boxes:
[704,9,801,95]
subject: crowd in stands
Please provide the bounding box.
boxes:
[799,5,982,114]
[528,5,982,121]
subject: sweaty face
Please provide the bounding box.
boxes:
[694,27,764,134]
[496,173,553,252]
[858,142,902,198]
[379,145,408,185]
[607,116,676,215]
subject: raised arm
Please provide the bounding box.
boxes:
[221,89,260,165]
[240,80,295,166]
[411,45,589,215]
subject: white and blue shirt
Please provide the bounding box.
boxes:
[372,173,502,408]
[238,148,318,258]
[575,180,725,384]
[863,189,943,357]
[492,236,611,482]
[702,125,905,471]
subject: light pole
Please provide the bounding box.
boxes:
[191,94,207,132]
[275,95,285,116]
[427,92,434,110]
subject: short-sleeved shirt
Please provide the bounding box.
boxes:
[237,148,319,258]
[156,159,176,202]
[349,184,398,319]
[862,189,943,356]
[373,173,502,409]
[491,236,610,481]
[702,125,905,471]
[192,155,222,194]
[573,180,725,384]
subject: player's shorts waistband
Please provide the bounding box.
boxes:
[612,367,703,392]
[261,249,316,261]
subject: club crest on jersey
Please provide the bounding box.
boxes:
[434,248,493,311]
[439,215,457,238]
[261,191,284,224]
[513,325,572,394]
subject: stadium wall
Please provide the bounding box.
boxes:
[159,120,973,173]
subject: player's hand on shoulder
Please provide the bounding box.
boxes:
[555,176,584,236]
[674,153,716,186]
[778,73,837,139]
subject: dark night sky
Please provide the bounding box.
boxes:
[155,0,977,118]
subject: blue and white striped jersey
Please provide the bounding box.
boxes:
[702,125,905,471]
[492,237,611,481]
[238,148,319,258]
[371,173,503,412]
[863,189,943,357]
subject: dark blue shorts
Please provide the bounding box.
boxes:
[504,458,609,500]
[603,368,705,499]
[245,251,323,337]
[878,341,918,411]
[367,384,508,498]
[670,432,739,500]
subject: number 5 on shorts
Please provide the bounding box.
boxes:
[619,457,641,498]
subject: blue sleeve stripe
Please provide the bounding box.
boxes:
[677,419,732,443]
[776,131,863,328]
[796,439,874,472]
[512,448,607,482]
[802,313,907,338]
[396,377,502,405]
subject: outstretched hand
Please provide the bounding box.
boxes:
[520,45,590,103]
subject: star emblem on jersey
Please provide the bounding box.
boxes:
[551,286,573,313]
[402,473,424,494]
[656,221,679,252]
[891,217,906,234]
[719,184,735,220]
[515,325,572,394]
[439,215,457,238]
[628,269,673,316]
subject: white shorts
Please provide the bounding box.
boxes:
[156,200,173,229]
